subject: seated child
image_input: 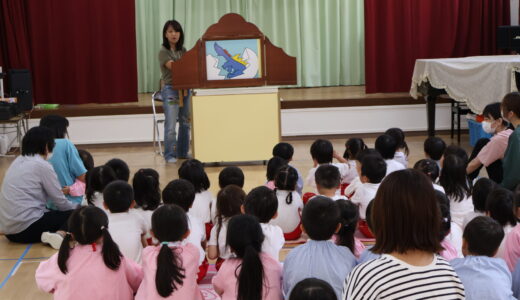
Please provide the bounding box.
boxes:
[288,278,337,300]
[283,196,357,299]
[357,201,381,264]
[486,187,518,259]
[375,134,405,176]
[344,149,382,197]
[135,205,203,300]
[341,138,367,193]
[212,215,283,300]
[64,149,94,197]
[451,216,515,300]
[208,185,245,268]
[265,156,287,190]
[462,177,495,228]
[211,166,245,224]
[105,158,130,182]
[132,168,161,244]
[314,164,348,201]
[305,139,351,194]
[35,206,143,299]
[436,190,462,259]
[243,186,285,260]
[270,165,304,240]
[103,180,147,263]
[162,179,206,267]
[335,199,365,258]
[385,127,409,168]
[350,154,386,219]
[504,187,520,271]
[413,159,444,192]
[178,159,214,224]
[424,136,447,169]
[85,165,117,209]
[273,142,304,195]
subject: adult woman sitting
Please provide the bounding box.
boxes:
[0,126,77,248]
[343,169,465,299]
[501,92,520,191]
[467,102,513,183]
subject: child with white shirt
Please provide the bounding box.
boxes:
[305,139,350,194]
[385,127,409,168]
[207,185,245,269]
[350,153,386,219]
[341,138,367,193]
[451,216,515,300]
[463,178,495,228]
[270,165,304,240]
[375,134,405,176]
[315,164,348,201]
[486,187,517,259]
[414,159,445,193]
[273,142,304,195]
[132,168,161,245]
[85,165,117,209]
[436,190,463,260]
[265,156,287,190]
[178,159,213,225]
[162,179,207,281]
[344,149,382,197]
[424,136,446,166]
[103,180,147,263]
[243,186,285,260]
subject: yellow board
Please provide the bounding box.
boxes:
[192,91,280,163]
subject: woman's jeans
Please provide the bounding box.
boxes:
[160,85,191,160]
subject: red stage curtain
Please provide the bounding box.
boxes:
[365,0,510,93]
[0,0,32,70]
[25,0,137,104]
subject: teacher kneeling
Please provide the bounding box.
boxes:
[0,126,77,248]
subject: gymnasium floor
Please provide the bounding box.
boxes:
[0,134,471,299]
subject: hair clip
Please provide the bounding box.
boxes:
[443,217,449,222]
[100,226,105,230]
[161,241,169,246]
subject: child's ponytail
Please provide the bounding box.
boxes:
[101,226,122,271]
[57,232,73,274]
[237,244,264,300]
[155,242,186,297]
[336,200,359,253]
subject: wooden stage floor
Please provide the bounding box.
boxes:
[0,133,472,299]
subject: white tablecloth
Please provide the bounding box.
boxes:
[410,55,520,114]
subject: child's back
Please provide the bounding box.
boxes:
[270,166,303,237]
[179,159,213,223]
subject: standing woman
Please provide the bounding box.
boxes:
[158,20,191,163]
[501,92,520,190]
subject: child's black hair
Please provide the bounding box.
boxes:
[178,159,210,193]
[152,204,188,297]
[266,156,287,181]
[162,179,196,211]
[86,165,117,205]
[355,148,382,162]
[58,206,122,274]
[310,139,334,164]
[439,154,471,202]
[336,200,359,254]
[443,145,469,165]
[486,187,517,227]
[218,166,245,188]
[343,138,367,160]
[385,127,409,156]
[413,159,440,182]
[375,134,397,160]
[424,137,446,161]
[435,190,452,240]
[301,196,340,240]
[244,186,278,223]
[464,216,504,257]
[103,180,134,213]
[361,155,386,184]
[272,142,294,161]
[472,178,496,212]
[274,165,298,204]
[215,185,246,252]
[105,158,130,182]
[288,278,337,300]
[39,114,69,139]
[77,149,94,172]
[365,200,375,232]
[132,168,160,211]
[315,164,341,189]
[226,214,265,300]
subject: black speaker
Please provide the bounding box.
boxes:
[497,26,520,53]
[8,69,33,111]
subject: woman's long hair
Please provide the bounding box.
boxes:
[162,20,184,51]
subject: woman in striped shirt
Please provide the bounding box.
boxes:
[343,169,465,300]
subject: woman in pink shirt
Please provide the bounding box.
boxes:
[212,214,283,300]
[135,204,203,300]
[35,206,143,300]
[467,102,513,183]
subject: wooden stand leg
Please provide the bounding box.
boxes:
[426,96,436,137]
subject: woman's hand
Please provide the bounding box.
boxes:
[62,186,70,195]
